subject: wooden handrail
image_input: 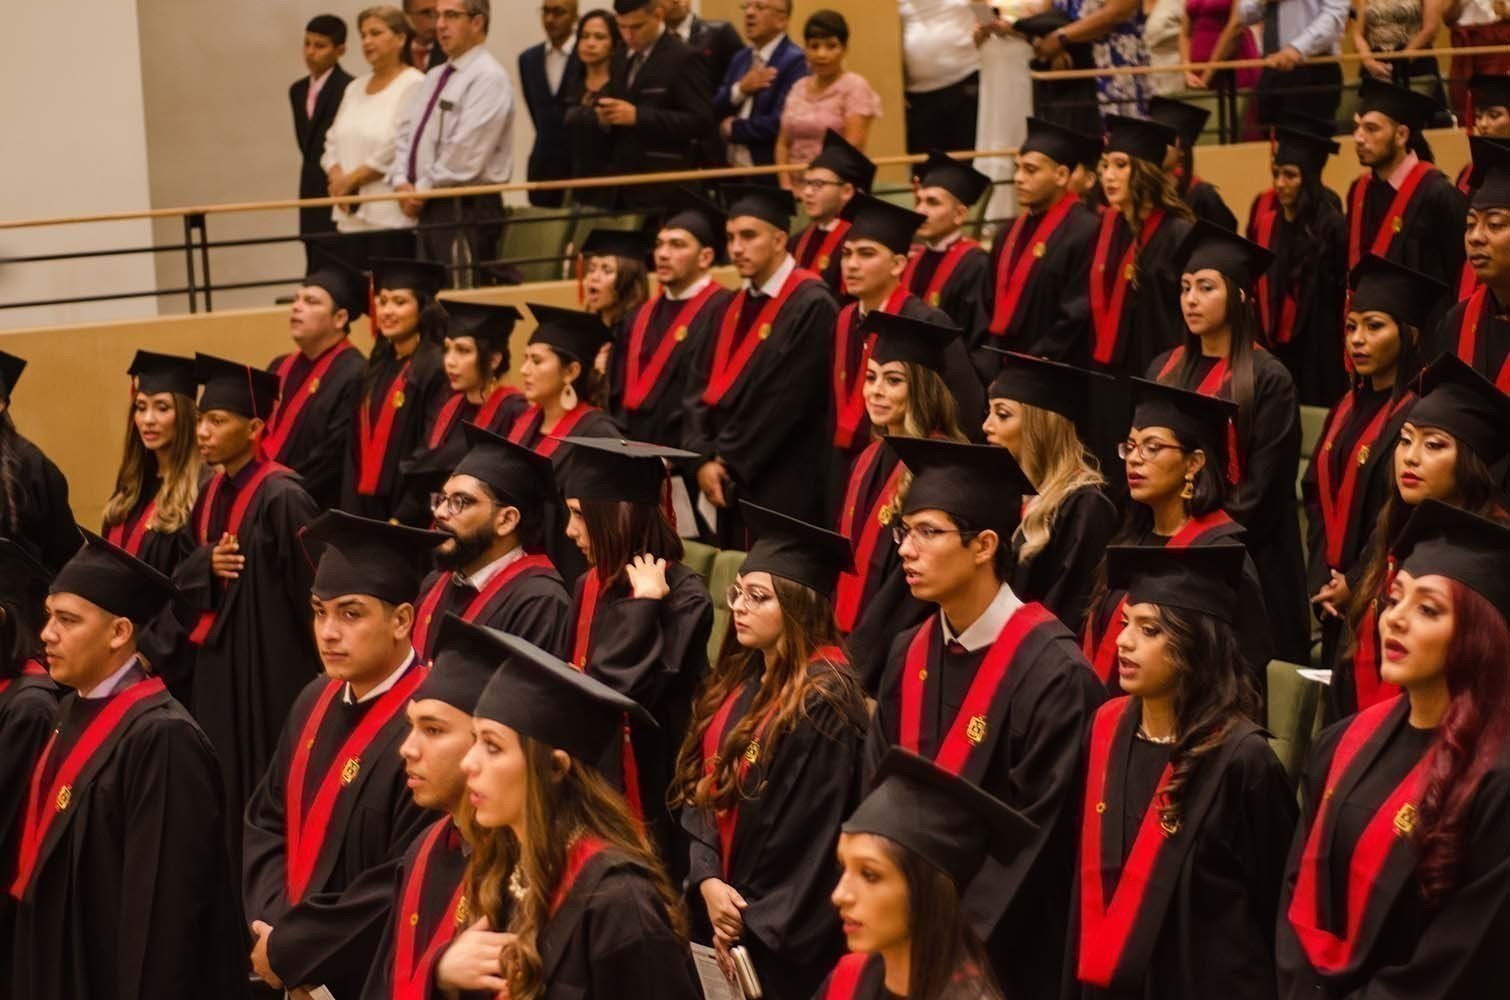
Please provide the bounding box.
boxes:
[1030,42,1510,81]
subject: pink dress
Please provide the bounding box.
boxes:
[780,71,883,165]
[1187,0,1259,89]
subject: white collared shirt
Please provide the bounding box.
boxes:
[665,273,715,302]
[1384,151,1422,191]
[462,545,525,590]
[345,649,417,705]
[544,37,575,94]
[80,656,142,700]
[670,16,693,42]
[939,583,1024,654]
[746,252,797,295]
[925,230,965,253]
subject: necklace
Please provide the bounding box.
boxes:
[507,865,529,903]
[1136,725,1178,745]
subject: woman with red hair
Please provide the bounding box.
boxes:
[1277,500,1510,996]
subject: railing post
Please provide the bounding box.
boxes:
[189,213,212,312]
[181,214,199,314]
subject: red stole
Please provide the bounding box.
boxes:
[1091,209,1167,366]
[189,462,291,645]
[1453,286,1510,391]
[623,282,724,411]
[701,268,819,406]
[427,385,521,449]
[1347,162,1433,269]
[1252,205,1298,345]
[901,238,980,308]
[988,194,1080,335]
[105,498,158,556]
[264,340,357,462]
[795,220,851,274]
[0,659,47,701]
[550,836,609,917]
[1154,349,1242,483]
[506,404,601,457]
[283,667,426,903]
[1316,391,1413,569]
[831,286,911,450]
[822,953,875,999]
[390,820,467,1000]
[1352,561,1401,712]
[355,358,415,495]
[834,441,905,631]
[567,572,642,818]
[410,552,557,661]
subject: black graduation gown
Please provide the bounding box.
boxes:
[1149,347,1309,665]
[865,603,1108,1000]
[1184,180,1238,232]
[243,669,436,1000]
[682,659,868,1000]
[511,404,624,587]
[1065,702,1295,1000]
[1345,168,1467,330]
[792,221,849,300]
[979,198,1100,373]
[901,239,992,355]
[173,461,322,856]
[359,816,471,1000]
[10,678,249,1000]
[1262,205,1349,408]
[0,669,58,991]
[343,340,450,525]
[267,341,367,509]
[413,559,571,662]
[535,846,701,1000]
[0,430,78,573]
[567,563,713,879]
[1276,699,1510,997]
[1427,286,1510,387]
[683,270,838,546]
[1011,485,1120,635]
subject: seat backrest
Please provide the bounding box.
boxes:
[706,548,747,666]
[680,539,717,583]
[1266,659,1325,784]
[498,206,577,283]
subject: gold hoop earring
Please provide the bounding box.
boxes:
[560,381,578,411]
[1180,475,1195,501]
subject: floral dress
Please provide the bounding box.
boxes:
[1055,0,1152,117]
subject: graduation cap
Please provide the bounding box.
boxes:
[0,538,50,620]
[1391,499,1510,621]
[452,422,558,511]
[843,748,1036,891]
[127,350,197,399]
[302,248,369,320]
[1173,219,1274,288]
[659,189,729,258]
[1356,76,1442,136]
[1148,96,1210,150]
[890,437,1036,536]
[370,257,446,300]
[50,528,173,625]
[524,302,612,365]
[1407,352,1510,465]
[737,501,853,596]
[1129,377,1239,471]
[724,184,797,231]
[1271,126,1340,176]
[913,150,992,207]
[1469,73,1510,112]
[843,194,925,255]
[1104,114,1177,167]
[194,352,280,421]
[1348,254,1446,331]
[985,350,1112,424]
[0,351,25,401]
[1020,117,1104,170]
[554,436,696,505]
[808,128,877,191]
[416,614,505,713]
[1468,136,1510,209]
[440,300,522,355]
[1013,10,1092,66]
[580,228,655,265]
[1105,542,1247,624]
[301,509,449,606]
[1276,109,1337,138]
[473,628,656,770]
[864,311,957,376]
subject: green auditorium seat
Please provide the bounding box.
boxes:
[680,539,717,584]
[707,548,747,666]
[497,206,576,283]
[1267,659,1327,784]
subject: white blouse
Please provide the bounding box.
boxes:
[321,67,425,232]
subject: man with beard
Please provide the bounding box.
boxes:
[407,423,571,663]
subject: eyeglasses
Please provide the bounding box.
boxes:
[891,523,973,547]
[1117,440,1187,462]
[429,491,496,515]
[725,584,776,609]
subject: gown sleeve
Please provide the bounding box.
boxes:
[584,579,712,710]
[1229,360,1300,535]
[242,722,294,925]
[578,870,702,1000]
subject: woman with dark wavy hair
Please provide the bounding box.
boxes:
[1067,543,1296,999]
[1278,501,1510,997]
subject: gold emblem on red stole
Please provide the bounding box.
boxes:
[1124,264,1136,281]
[917,668,928,681]
[1032,241,1047,259]
[877,506,893,526]
[758,323,772,341]
[744,741,760,765]
[965,714,988,745]
[928,292,941,307]
[409,912,420,927]
[1392,217,1403,234]
[1394,802,1418,839]
[308,377,321,394]
[341,757,361,785]
[55,785,72,812]
[674,325,689,342]
[392,391,406,409]
[1357,445,1371,465]
[817,254,831,270]
[1095,801,1107,814]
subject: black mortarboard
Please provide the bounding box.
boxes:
[50,528,173,625]
[473,628,655,771]
[844,194,925,255]
[1407,352,1510,464]
[1020,117,1103,170]
[1105,542,1247,623]
[738,501,853,596]
[1148,96,1210,150]
[986,351,1113,424]
[913,151,992,207]
[808,128,877,191]
[127,350,197,399]
[302,509,448,606]
[1174,219,1274,288]
[0,538,49,616]
[890,437,1035,535]
[1468,136,1510,209]
[525,302,612,365]
[441,300,521,353]
[370,257,446,300]
[1129,377,1238,470]
[1276,109,1337,138]
[452,423,557,511]
[1392,500,1510,620]
[660,189,729,259]
[554,436,695,505]
[1104,114,1178,167]
[1470,74,1510,111]
[724,184,796,230]
[580,228,655,265]
[864,311,956,376]
[844,748,1036,890]
[0,352,25,401]
[194,352,280,421]
[416,614,504,713]
[1348,254,1445,331]
[1012,9,1091,65]
[1356,76,1442,136]
[302,249,369,320]
[1271,126,1340,176]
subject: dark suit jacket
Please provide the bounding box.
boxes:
[605,31,715,207]
[289,65,353,198]
[408,39,446,72]
[519,41,582,207]
[714,35,808,167]
[684,15,743,87]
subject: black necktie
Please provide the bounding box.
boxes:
[627,51,644,87]
[946,640,968,656]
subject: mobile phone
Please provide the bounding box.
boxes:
[730,945,762,999]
